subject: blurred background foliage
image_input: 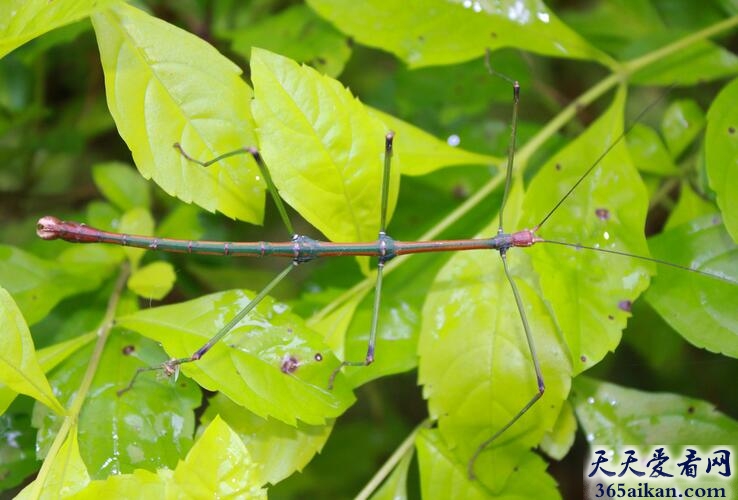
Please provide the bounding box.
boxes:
[1,1,737,498]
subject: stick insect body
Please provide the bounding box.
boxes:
[35,78,729,481]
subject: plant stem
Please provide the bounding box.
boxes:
[355,419,430,500]
[28,264,130,498]
[623,15,738,76]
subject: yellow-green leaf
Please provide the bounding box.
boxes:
[0,0,119,58]
[0,332,95,414]
[307,0,609,68]
[706,76,738,242]
[91,3,263,222]
[169,416,266,498]
[0,287,65,415]
[251,47,399,243]
[16,424,90,499]
[127,261,176,300]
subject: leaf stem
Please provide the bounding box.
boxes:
[28,264,130,498]
[355,419,430,500]
[622,15,738,77]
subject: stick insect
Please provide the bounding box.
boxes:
[21,16,736,494]
[36,65,737,492]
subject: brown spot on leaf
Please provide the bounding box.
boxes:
[281,355,299,374]
[618,300,632,312]
[595,208,610,220]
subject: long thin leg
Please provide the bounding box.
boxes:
[498,82,519,232]
[484,50,520,234]
[126,144,306,396]
[467,250,545,479]
[328,132,395,389]
[174,143,295,236]
[118,261,297,396]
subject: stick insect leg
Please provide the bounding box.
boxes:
[483,50,520,234]
[467,250,545,479]
[118,262,296,396]
[120,146,301,395]
[465,69,542,478]
[174,143,296,236]
[328,132,395,389]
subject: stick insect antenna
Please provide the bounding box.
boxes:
[534,85,674,232]
[328,132,396,389]
[542,239,738,285]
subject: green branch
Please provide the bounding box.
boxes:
[28,264,130,498]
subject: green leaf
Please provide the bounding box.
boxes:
[0,0,119,58]
[573,376,738,446]
[626,123,678,176]
[200,393,333,485]
[16,424,90,499]
[370,107,497,176]
[645,215,738,357]
[307,0,609,68]
[91,3,263,223]
[69,416,266,498]
[251,47,398,244]
[127,261,176,300]
[92,161,151,211]
[415,428,493,499]
[706,76,738,242]
[415,428,560,499]
[660,99,705,158]
[522,85,652,372]
[118,289,355,426]
[230,4,351,78]
[539,400,577,461]
[0,332,95,415]
[0,245,113,325]
[68,469,165,498]
[35,330,200,478]
[0,287,65,415]
[168,416,266,498]
[665,183,718,230]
